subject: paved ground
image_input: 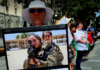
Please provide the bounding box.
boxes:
[73,39,100,70]
[0,56,7,70]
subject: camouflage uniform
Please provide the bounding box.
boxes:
[52,42,64,65]
[23,47,58,69]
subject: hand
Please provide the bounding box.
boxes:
[87,41,89,44]
[29,58,35,64]
[72,50,76,57]
[35,59,41,66]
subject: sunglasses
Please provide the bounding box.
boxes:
[29,9,45,13]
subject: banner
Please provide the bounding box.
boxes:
[56,16,73,45]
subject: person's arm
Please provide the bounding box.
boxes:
[92,28,95,34]
[87,28,92,34]
[74,32,89,44]
[87,31,92,34]
[55,45,64,62]
[69,44,76,57]
[23,59,29,69]
[92,31,95,34]
[77,39,88,44]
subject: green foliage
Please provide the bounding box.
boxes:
[20,33,29,39]
[62,0,100,25]
[20,33,25,39]
[16,35,20,39]
[95,15,100,24]
[0,0,7,6]
[22,0,32,8]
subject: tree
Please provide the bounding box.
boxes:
[62,0,100,26]
[25,33,29,37]
[94,15,100,30]
[20,33,25,39]
[16,35,20,39]
[0,0,7,6]
[20,33,29,39]
[17,0,32,8]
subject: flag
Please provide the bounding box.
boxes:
[87,33,93,46]
[56,16,73,45]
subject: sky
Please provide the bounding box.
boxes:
[4,29,67,40]
[96,12,100,17]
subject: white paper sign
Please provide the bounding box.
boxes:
[57,16,67,25]
[68,27,73,45]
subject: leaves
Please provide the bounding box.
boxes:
[0,0,7,6]
[62,0,100,25]
[16,35,19,39]
[16,33,29,39]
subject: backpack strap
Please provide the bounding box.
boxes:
[43,44,54,60]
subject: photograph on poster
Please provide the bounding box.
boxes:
[2,25,69,70]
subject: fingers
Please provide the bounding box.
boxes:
[29,58,35,64]
[35,59,41,66]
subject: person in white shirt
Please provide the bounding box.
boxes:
[97,31,100,36]
[95,31,100,39]
[74,20,89,70]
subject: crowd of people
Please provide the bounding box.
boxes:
[21,0,96,70]
[68,19,95,70]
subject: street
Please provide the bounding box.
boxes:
[73,39,100,70]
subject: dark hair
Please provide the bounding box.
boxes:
[83,24,87,30]
[70,23,76,34]
[76,20,83,27]
[42,31,52,40]
[27,33,41,43]
[70,23,76,29]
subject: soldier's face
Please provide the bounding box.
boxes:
[44,33,52,44]
[28,35,40,49]
[29,8,46,26]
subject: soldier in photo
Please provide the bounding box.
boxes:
[23,33,58,69]
[41,31,64,65]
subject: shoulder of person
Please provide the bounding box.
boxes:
[52,42,58,47]
[74,30,80,35]
[23,59,28,69]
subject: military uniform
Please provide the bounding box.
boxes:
[52,42,64,65]
[23,42,64,69]
[23,46,58,69]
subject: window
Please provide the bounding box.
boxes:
[0,27,2,37]
[8,19,12,28]
[16,20,20,27]
[15,8,17,15]
[6,6,9,14]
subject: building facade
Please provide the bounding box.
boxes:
[0,0,30,29]
[0,0,64,48]
[0,0,64,28]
